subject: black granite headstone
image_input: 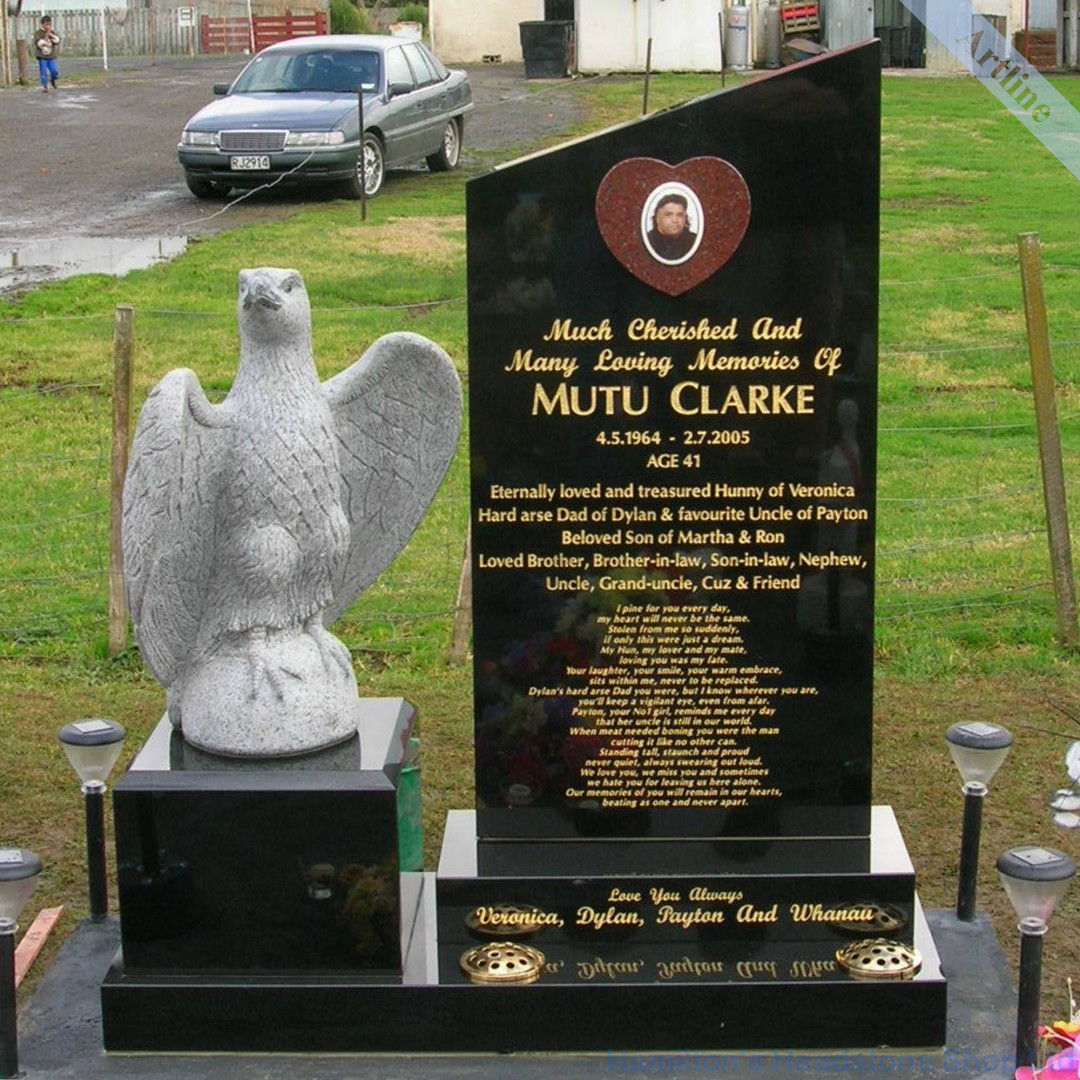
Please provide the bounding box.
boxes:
[431,40,944,1047]
[469,45,879,851]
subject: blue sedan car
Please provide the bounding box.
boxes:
[178,35,474,199]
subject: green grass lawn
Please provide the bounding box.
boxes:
[4,67,1080,1010]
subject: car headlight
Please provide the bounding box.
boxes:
[285,131,346,148]
[181,130,218,147]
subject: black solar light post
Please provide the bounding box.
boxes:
[945,721,1013,921]
[997,846,1076,1067]
[58,718,125,921]
[0,848,43,1079]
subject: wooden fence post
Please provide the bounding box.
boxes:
[448,526,472,665]
[1018,232,1080,649]
[109,305,135,658]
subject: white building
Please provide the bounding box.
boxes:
[431,0,1069,72]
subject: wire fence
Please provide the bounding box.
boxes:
[873,259,1080,665]
[0,303,471,664]
[3,262,1080,668]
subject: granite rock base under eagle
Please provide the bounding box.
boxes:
[122,268,462,758]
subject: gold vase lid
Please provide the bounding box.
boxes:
[459,941,546,985]
[835,938,922,981]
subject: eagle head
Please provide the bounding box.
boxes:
[237,267,311,346]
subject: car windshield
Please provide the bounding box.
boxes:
[231,49,381,94]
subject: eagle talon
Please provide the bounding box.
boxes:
[305,619,353,678]
[248,628,303,700]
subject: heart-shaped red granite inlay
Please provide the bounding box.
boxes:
[595,157,751,297]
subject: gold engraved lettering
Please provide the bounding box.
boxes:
[542,317,614,342]
[627,316,738,342]
[687,348,800,373]
[576,906,647,931]
[655,905,726,929]
[577,958,646,981]
[649,887,680,904]
[669,381,815,417]
[657,957,726,980]
[735,903,779,924]
[562,601,813,808]
[505,348,578,379]
[593,349,673,379]
[789,903,875,923]
[689,887,744,903]
[752,316,803,340]
[471,906,565,929]
[789,483,855,498]
[532,383,650,417]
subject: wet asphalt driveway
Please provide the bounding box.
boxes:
[0,54,589,284]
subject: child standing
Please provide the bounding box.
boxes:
[35,16,60,93]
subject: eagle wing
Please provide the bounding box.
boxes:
[323,332,462,626]
[122,368,228,686]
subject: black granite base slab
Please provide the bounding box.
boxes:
[437,935,919,985]
[439,807,916,949]
[476,832,872,875]
[19,908,1008,1079]
[101,974,946,1054]
[101,869,945,1053]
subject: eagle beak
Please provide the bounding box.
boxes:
[242,275,283,311]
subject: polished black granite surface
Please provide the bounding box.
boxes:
[468,44,882,842]
[109,699,414,977]
[26,907,1006,1076]
[438,808,915,947]
[101,867,946,1053]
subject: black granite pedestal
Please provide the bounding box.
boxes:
[433,806,945,1048]
[101,698,421,1049]
[101,804,945,1053]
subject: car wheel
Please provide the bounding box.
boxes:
[344,133,385,199]
[426,118,461,173]
[184,172,227,200]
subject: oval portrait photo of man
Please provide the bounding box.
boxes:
[641,183,704,266]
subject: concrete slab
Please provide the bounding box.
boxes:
[15,908,1018,1079]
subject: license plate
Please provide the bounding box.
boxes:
[230,155,270,171]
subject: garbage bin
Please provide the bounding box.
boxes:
[519,20,572,78]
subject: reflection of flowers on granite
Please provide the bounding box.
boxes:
[553,591,614,649]
[341,859,397,959]
[476,588,626,807]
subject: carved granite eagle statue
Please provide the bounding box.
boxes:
[122,267,462,757]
